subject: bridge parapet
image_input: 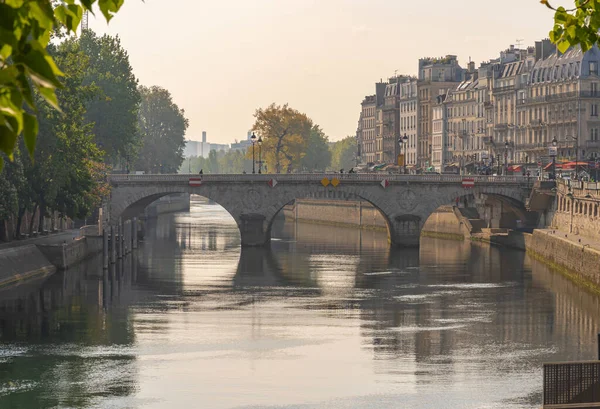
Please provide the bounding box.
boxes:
[110,173,534,186]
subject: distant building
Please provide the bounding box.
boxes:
[183,140,200,158]
[230,131,253,152]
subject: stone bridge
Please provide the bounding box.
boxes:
[108,173,535,247]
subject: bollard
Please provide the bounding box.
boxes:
[103,227,109,269]
[598,332,600,360]
[120,219,125,258]
[132,217,138,249]
[110,225,116,264]
[117,221,123,259]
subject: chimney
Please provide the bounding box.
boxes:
[202,131,207,143]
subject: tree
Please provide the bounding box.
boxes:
[218,150,245,173]
[0,0,127,170]
[20,40,103,233]
[544,0,600,52]
[135,86,189,174]
[79,31,140,166]
[252,104,313,173]
[301,125,331,171]
[330,136,357,171]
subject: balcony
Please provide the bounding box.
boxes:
[493,85,514,93]
[586,140,600,148]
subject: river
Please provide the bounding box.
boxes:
[0,198,599,409]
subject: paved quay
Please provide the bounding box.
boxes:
[0,229,80,251]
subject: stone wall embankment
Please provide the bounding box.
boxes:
[0,245,56,288]
[525,230,600,291]
[284,199,388,231]
[421,206,467,240]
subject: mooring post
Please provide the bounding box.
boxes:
[117,220,123,259]
[103,227,109,269]
[110,225,116,264]
[132,217,138,249]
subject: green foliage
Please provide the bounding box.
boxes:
[544,0,600,52]
[78,31,140,165]
[135,85,189,174]
[330,136,357,171]
[300,125,331,171]
[0,0,126,170]
[0,152,24,221]
[22,39,104,224]
[252,103,313,173]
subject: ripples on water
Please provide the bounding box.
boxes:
[0,197,599,408]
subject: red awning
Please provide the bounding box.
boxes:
[508,165,522,172]
[544,162,562,171]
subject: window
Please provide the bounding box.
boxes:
[592,104,598,117]
[591,61,599,76]
[593,82,598,96]
[592,128,599,141]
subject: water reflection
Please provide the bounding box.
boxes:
[0,200,598,408]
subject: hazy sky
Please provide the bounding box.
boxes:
[91,0,556,143]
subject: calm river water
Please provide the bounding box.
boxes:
[0,198,599,408]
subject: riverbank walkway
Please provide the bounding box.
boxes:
[536,228,600,252]
[0,229,80,251]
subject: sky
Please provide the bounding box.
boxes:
[91,0,557,144]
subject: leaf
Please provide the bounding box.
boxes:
[39,87,61,111]
[0,123,19,156]
[22,113,38,160]
[98,0,124,22]
[557,39,570,53]
[28,2,55,30]
[18,45,63,89]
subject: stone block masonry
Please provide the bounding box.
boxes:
[284,199,388,231]
[525,230,600,292]
[0,245,56,288]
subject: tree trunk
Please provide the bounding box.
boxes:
[28,203,38,236]
[15,207,25,239]
[38,201,46,234]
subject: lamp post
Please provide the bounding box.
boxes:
[504,141,509,175]
[398,137,404,174]
[402,133,408,174]
[251,132,257,174]
[257,136,263,174]
[551,136,558,180]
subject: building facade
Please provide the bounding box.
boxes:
[360,95,377,164]
[417,56,464,169]
[399,78,419,168]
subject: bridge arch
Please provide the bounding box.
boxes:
[108,174,533,248]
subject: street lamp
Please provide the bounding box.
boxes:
[257,136,263,174]
[398,137,403,174]
[251,132,257,174]
[504,141,509,175]
[551,136,558,180]
[402,133,408,174]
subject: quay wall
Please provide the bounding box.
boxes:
[0,245,56,288]
[145,193,190,218]
[283,199,388,231]
[525,230,600,292]
[421,206,468,240]
[37,236,103,270]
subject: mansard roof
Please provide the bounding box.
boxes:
[500,60,523,78]
[531,45,600,83]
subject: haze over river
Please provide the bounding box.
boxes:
[0,198,598,409]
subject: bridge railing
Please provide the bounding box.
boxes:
[110,173,534,185]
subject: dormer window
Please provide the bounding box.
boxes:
[590,61,598,76]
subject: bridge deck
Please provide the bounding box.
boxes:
[110,173,535,185]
